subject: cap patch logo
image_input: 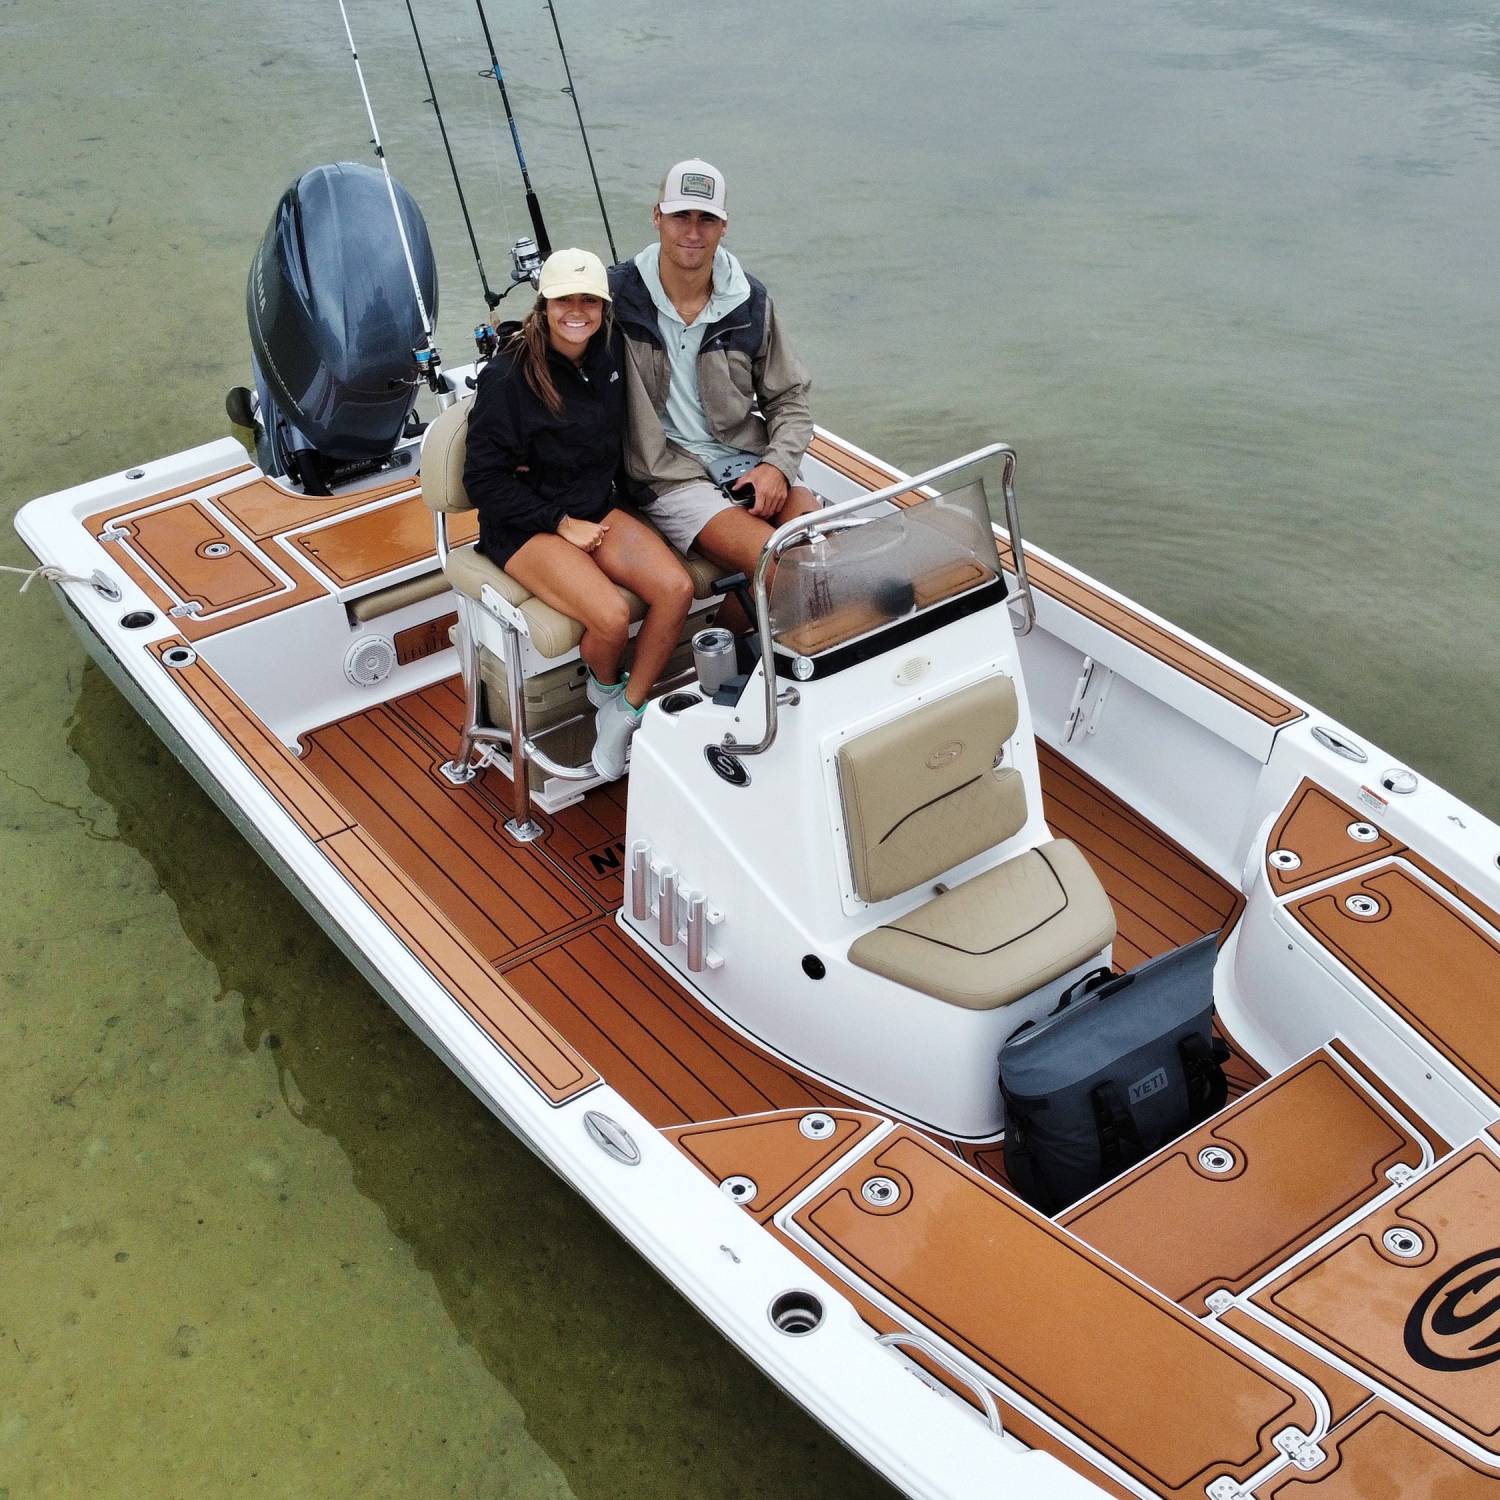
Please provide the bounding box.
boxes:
[680,172,715,199]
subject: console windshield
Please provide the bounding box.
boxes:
[769,479,1002,658]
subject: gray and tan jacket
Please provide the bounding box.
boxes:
[608,257,813,497]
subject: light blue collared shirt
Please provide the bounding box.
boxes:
[634,243,753,472]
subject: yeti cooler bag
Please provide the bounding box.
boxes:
[999,933,1229,1213]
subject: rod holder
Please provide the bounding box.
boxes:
[630,841,651,921]
[658,866,678,946]
[686,893,706,971]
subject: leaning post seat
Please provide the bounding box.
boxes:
[838,676,1117,1121]
[418,396,720,838]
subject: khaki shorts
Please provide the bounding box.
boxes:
[648,475,811,555]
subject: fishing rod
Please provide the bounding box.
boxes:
[403,0,502,310]
[544,0,617,263]
[472,0,552,261]
[334,0,446,392]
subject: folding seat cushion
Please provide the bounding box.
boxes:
[848,839,1117,1009]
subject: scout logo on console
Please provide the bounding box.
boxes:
[1404,1247,1500,1371]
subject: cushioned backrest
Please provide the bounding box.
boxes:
[420,397,476,513]
[838,676,1026,903]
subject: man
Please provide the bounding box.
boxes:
[609,159,818,602]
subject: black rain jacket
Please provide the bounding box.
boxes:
[463,322,625,568]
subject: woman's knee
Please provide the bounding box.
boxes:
[582,592,631,646]
[653,566,695,617]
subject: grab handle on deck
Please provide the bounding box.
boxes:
[875,1331,1005,1437]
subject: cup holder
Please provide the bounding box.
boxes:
[660,691,702,716]
[768,1289,824,1337]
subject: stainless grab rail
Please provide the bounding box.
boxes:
[722,442,1034,758]
[996,450,1035,638]
[875,1331,1005,1438]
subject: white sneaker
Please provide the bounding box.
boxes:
[586,669,628,709]
[591,692,644,780]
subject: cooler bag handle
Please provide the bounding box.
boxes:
[1090,1080,1146,1177]
[1179,1033,1230,1122]
[1051,966,1118,1015]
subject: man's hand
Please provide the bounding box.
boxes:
[737,462,789,520]
[558,516,609,552]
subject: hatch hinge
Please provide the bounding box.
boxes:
[168,600,203,618]
[1205,1479,1248,1500]
[1386,1162,1419,1188]
[1273,1427,1326,1471]
[98,525,130,544]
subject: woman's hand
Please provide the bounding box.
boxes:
[558,516,609,553]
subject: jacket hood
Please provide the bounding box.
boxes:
[633,243,751,327]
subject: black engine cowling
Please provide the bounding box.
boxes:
[246,161,438,493]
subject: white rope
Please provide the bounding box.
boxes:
[2,562,99,594]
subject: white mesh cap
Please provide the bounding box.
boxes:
[658,159,727,220]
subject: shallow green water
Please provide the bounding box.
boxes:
[2,0,1496,1494]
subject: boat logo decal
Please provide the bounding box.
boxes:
[926,740,963,770]
[1404,1247,1500,1371]
[704,745,750,787]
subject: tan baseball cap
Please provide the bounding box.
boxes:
[536,248,611,300]
[658,159,727,220]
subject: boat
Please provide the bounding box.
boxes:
[13,31,1500,1500]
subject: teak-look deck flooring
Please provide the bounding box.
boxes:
[301,677,1248,1151]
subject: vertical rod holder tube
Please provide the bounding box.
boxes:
[685,893,706,972]
[658,867,678,946]
[629,842,651,922]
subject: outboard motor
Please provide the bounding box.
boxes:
[244,161,438,494]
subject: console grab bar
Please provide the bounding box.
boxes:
[723,442,1034,758]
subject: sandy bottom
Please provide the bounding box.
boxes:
[0,664,890,1498]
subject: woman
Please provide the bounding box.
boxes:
[463,249,695,780]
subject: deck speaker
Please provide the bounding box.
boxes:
[344,634,396,688]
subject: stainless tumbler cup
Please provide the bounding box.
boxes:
[692,628,736,696]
